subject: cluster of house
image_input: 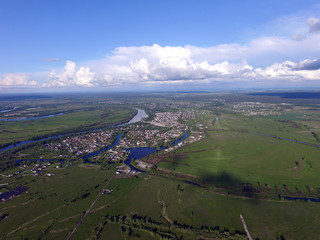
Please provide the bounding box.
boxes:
[106,148,129,161]
[46,130,115,156]
[153,112,185,127]
[0,186,28,202]
[29,163,55,177]
[152,100,204,110]
[43,110,203,164]
[119,128,160,147]
[118,127,185,148]
[230,102,287,116]
[1,162,63,180]
[89,147,130,162]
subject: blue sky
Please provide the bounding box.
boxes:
[1,0,320,92]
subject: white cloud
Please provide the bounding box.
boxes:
[83,37,320,86]
[47,60,96,87]
[255,59,320,80]
[4,16,320,90]
[0,73,37,86]
[42,37,320,88]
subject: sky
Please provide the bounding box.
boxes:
[1,0,320,92]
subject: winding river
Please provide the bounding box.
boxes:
[81,130,189,172]
[8,108,189,174]
[0,112,67,122]
[0,107,16,114]
[81,134,122,163]
[0,108,148,152]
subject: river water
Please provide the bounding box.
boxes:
[0,109,148,152]
[0,112,67,122]
[283,196,320,202]
[121,108,148,125]
[81,130,189,172]
[124,131,188,172]
[81,134,122,163]
[9,108,189,173]
[0,107,15,114]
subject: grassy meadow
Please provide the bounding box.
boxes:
[160,113,320,192]
[2,163,320,240]
[0,107,135,145]
[1,92,320,240]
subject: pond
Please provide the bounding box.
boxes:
[123,131,188,172]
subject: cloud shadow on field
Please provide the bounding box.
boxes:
[199,170,240,188]
[166,153,185,169]
[165,154,260,201]
[198,170,260,201]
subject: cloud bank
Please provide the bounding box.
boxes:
[2,17,320,90]
[0,73,37,86]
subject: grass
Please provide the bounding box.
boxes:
[1,159,320,239]
[80,174,320,240]
[0,107,135,145]
[1,94,320,239]
[0,163,113,240]
[159,130,320,192]
[217,112,320,145]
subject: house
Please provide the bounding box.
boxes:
[102,189,113,195]
[0,186,28,202]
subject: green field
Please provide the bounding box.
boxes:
[1,164,320,240]
[0,107,135,145]
[1,92,320,240]
[159,130,320,192]
[217,112,320,145]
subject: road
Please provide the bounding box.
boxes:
[66,173,115,240]
[240,214,253,240]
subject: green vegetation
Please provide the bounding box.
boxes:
[0,94,137,146]
[2,165,320,240]
[1,92,320,240]
[159,126,320,192]
[0,107,135,145]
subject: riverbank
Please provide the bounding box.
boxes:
[0,108,145,153]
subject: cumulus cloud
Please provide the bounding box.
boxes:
[292,58,320,71]
[47,60,96,87]
[255,59,320,80]
[86,44,263,85]
[0,73,37,86]
[83,40,320,86]
[4,16,320,90]
[41,40,320,89]
[308,17,320,32]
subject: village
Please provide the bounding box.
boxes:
[45,130,116,156]
[0,160,75,202]
[151,111,195,127]
[0,109,208,196]
[230,102,291,116]
[43,110,203,169]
